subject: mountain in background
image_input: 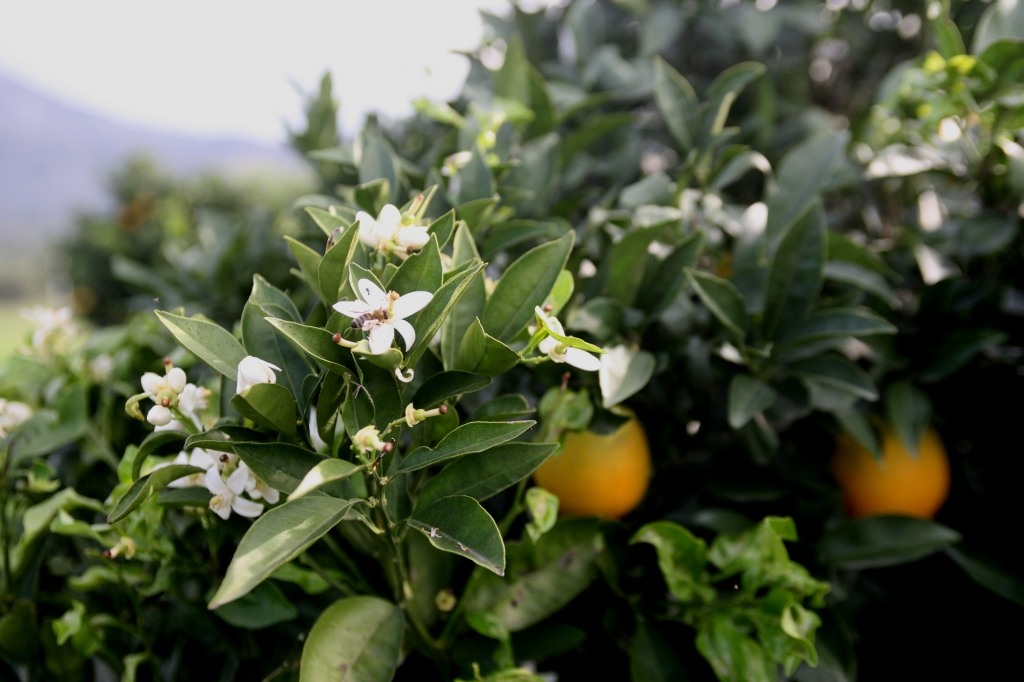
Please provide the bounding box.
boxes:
[0,71,308,248]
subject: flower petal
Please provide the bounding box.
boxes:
[358,279,387,306]
[262,487,280,505]
[141,372,165,396]
[368,324,396,354]
[205,467,228,494]
[564,348,601,372]
[391,291,433,319]
[190,448,216,470]
[333,300,373,318]
[231,496,265,518]
[378,204,401,229]
[226,464,250,495]
[392,319,416,351]
[211,498,233,520]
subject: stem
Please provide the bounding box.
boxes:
[381,502,438,651]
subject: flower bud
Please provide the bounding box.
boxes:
[332,333,342,344]
[165,367,187,393]
[236,356,281,393]
[147,405,173,426]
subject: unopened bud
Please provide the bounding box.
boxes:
[332,333,342,344]
[383,441,394,453]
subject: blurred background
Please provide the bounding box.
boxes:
[0,0,511,353]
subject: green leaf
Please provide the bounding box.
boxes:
[209,496,362,608]
[494,32,530,102]
[130,431,186,481]
[482,220,568,260]
[355,178,391,215]
[918,328,1008,383]
[696,614,776,682]
[300,596,403,682]
[441,222,486,370]
[157,486,212,508]
[359,361,403,431]
[630,521,714,603]
[776,308,896,349]
[316,372,346,447]
[305,206,349,237]
[456,318,522,376]
[107,465,204,523]
[472,395,534,421]
[213,581,297,630]
[317,222,361,304]
[155,311,247,378]
[184,425,268,453]
[560,112,634,163]
[826,231,897,279]
[685,268,747,342]
[408,495,505,575]
[412,371,491,410]
[242,276,311,402]
[342,378,376,439]
[415,442,558,510]
[703,62,766,142]
[823,261,899,308]
[291,459,363,499]
[728,375,777,429]
[231,384,298,438]
[790,354,878,401]
[406,261,485,367]
[762,200,826,340]
[388,234,443,300]
[231,442,327,495]
[397,421,536,473]
[818,516,961,569]
[427,210,457,248]
[631,617,686,682]
[972,0,1024,54]
[457,196,499,235]
[834,411,881,460]
[10,383,87,463]
[456,146,496,205]
[765,132,850,240]
[602,225,662,307]
[359,137,398,202]
[599,345,656,409]
[652,57,699,153]
[641,231,706,315]
[524,487,559,543]
[482,232,575,343]
[284,236,324,301]
[885,381,931,456]
[266,318,356,378]
[946,547,1024,607]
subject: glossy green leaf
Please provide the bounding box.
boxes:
[631,521,714,603]
[482,232,574,343]
[299,596,403,682]
[603,225,662,307]
[427,209,457,248]
[317,222,361,304]
[790,354,878,401]
[285,236,324,301]
[408,495,505,575]
[107,465,204,523]
[231,384,298,438]
[266,318,356,377]
[826,231,898,279]
[599,345,656,409]
[631,617,686,682]
[358,361,403,431]
[642,231,706,315]
[824,261,899,308]
[728,375,777,429]
[157,486,212,508]
[388,234,443,299]
[482,220,568,260]
[291,459,363,499]
[560,113,633,164]
[703,61,766,142]
[918,328,1008,383]
[315,372,346,446]
[342,378,376,439]
[441,222,486,370]
[184,425,268,453]
[972,0,1024,54]
[406,261,486,367]
[946,547,1024,607]
[231,442,327,495]
[155,311,246,378]
[355,178,391,215]
[762,200,826,340]
[818,515,961,569]
[397,420,536,473]
[885,381,931,456]
[213,581,297,630]
[412,371,491,410]
[776,308,896,349]
[456,318,523,376]
[456,145,496,205]
[652,57,699,152]
[696,614,776,682]
[834,410,881,460]
[416,442,558,510]
[209,496,362,608]
[472,394,534,422]
[305,206,349,237]
[359,137,398,201]
[686,268,747,342]
[130,431,186,481]
[242,276,311,402]
[765,132,850,240]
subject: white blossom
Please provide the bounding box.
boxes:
[357,204,403,250]
[157,449,218,488]
[236,356,280,393]
[333,279,433,355]
[0,399,33,438]
[395,225,430,250]
[141,368,187,398]
[20,306,76,353]
[353,425,387,453]
[535,310,601,371]
[244,468,280,504]
[89,354,115,382]
[147,405,173,426]
[206,465,264,520]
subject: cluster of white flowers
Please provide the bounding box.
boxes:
[356,203,430,256]
[0,398,33,438]
[20,306,77,354]
[157,448,279,520]
[137,360,211,430]
[334,279,433,356]
[236,356,280,393]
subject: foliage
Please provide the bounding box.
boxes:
[3,0,1024,680]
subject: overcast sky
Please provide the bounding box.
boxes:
[0,0,515,145]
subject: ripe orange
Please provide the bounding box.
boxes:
[533,413,651,519]
[832,427,950,519]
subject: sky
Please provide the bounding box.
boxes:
[0,0,515,145]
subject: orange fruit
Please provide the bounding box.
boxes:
[533,413,651,519]
[832,427,950,519]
